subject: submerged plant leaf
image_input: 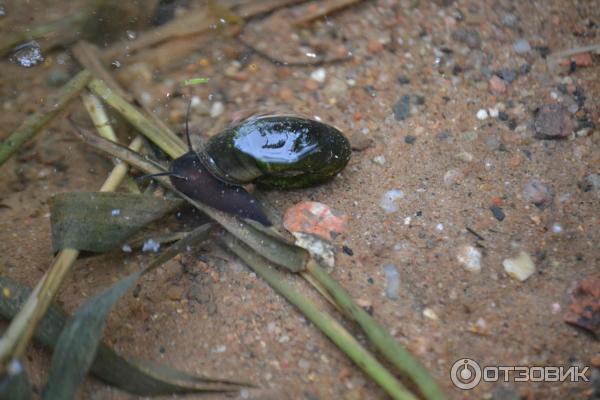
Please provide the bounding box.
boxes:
[0,229,248,397]
[43,224,246,399]
[49,192,183,253]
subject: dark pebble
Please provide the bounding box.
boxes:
[534,104,573,139]
[437,130,451,140]
[404,135,417,144]
[498,111,509,121]
[573,86,586,107]
[206,302,217,315]
[496,68,517,83]
[452,65,463,75]
[159,346,166,354]
[534,46,551,58]
[412,95,426,105]
[367,277,374,284]
[393,95,411,121]
[397,75,410,84]
[342,245,354,256]
[451,28,481,49]
[364,85,377,97]
[508,119,517,130]
[490,205,505,221]
[519,63,531,75]
[415,210,422,217]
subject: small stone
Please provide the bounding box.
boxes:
[210,101,224,118]
[373,155,386,165]
[490,205,505,221]
[498,111,509,121]
[560,52,593,68]
[279,87,294,101]
[283,201,348,241]
[522,180,554,209]
[503,251,536,281]
[142,239,160,253]
[489,75,507,93]
[454,151,474,163]
[383,264,400,300]
[397,75,410,85]
[304,79,319,91]
[379,189,405,213]
[310,68,327,83]
[456,245,482,272]
[451,28,481,49]
[404,135,416,144]
[393,95,411,121]
[501,12,518,28]
[476,109,489,120]
[496,68,518,83]
[513,39,531,54]
[349,133,374,151]
[166,285,184,301]
[534,104,573,139]
[443,169,463,185]
[367,40,384,54]
[579,173,600,198]
[422,308,439,320]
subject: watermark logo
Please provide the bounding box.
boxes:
[450,358,482,389]
[450,358,590,390]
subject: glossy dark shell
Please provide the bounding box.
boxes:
[199,116,351,188]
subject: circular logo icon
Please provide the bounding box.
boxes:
[450,358,482,390]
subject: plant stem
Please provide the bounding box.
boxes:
[88,79,187,158]
[0,102,143,367]
[306,260,446,400]
[0,70,92,167]
[221,234,419,400]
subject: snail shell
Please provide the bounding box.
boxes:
[170,115,351,225]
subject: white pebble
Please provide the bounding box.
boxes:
[373,155,386,165]
[435,223,444,231]
[551,223,563,234]
[456,245,482,272]
[121,244,132,253]
[142,239,160,253]
[212,345,227,353]
[310,67,327,83]
[503,251,535,281]
[488,106,500,118]
[379,189,405,213]
[476,109,489,120]
[404,216,411,225]
[210,101,224,118]
[423,308,439,320]
[551,303,561,314]
[111,208,121,216]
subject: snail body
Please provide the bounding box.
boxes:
[170,115,351,225]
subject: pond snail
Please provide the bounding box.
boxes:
[169,114,352,226]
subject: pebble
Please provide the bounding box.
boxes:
[422,308,439,320]
[456,245,482,272]
[454,151,474,163]
[451,28,481,49]
[310,68,327,83]
[373,155,386,165]
[404,135,416,144]
[580,173,600,197]
[166,285,184,301]
[489,75,507,93]
[522,180,554,209]
[142,239,160,252]
[513,39,531,54]
[476,109,489,120]
[121,244,132,253]
[10,41,44,68]
[379,189,405,213]
[210,101,224,118]
[393,95,411,121]
[503,251,536,281]
[496,68,518,83]
[489,205,505,221]
[383,264,400,300]
[534,104,573,139]
[443,169,463,185]
[397,75,410,85]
